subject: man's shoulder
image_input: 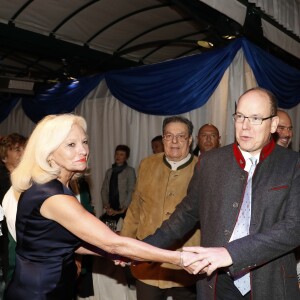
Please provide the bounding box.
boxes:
[273,145,300,163]
[140,153,164,165]
[275,144,299,155]
[201,144,233,159]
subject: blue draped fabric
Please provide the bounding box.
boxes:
[106,38,300,114]
[22,74,104,123]
[105,39,242,115]
[0,38,299,123]
[0,94,20,122]
[242,40,300,109]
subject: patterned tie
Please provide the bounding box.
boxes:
[230,157,257,295]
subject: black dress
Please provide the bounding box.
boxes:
[5,179,81,300]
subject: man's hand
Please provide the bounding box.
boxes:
[182,246,233,276]
[179,250,210,274]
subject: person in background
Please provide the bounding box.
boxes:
[97,145,136,300]
[151,135,164,154]
[2,187,19,242]
[121,116,200,300]
[0,133,27,201]
[274,110,299,288]
[274,109,293,148]
[193,123,220,156]
[0,133,27,296]
[144,87,300,300]
[101,144,136,227]
[4,114,198,300]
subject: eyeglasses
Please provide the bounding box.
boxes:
[163,133,189,142]
[232,113,275,125]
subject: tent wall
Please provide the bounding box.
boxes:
[1,50,299,217]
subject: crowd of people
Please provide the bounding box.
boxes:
[0,87,299,300]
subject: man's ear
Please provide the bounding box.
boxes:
[270,116,279,133]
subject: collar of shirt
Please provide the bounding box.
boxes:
[239,148,260,172]
[166,153,192,170]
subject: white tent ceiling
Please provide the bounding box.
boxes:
[0,0,299,84]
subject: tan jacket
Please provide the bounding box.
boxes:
[121,153,200,288]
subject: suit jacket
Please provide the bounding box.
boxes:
[144,140,300,299]
[121,153,200,288]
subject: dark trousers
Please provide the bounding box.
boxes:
[136,280,196,300]
[216,271,251,300]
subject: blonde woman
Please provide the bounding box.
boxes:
[4,114,198,300]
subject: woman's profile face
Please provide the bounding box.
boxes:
[50,124,89,176]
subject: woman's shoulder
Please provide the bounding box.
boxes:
[18,180,70,209]
[27,179,72,198]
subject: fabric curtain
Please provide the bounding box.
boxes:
[0,95,20,122]
[0,43,299,217]
[0,50,282,217]
[0,74,104,124]
[242,40,300,108]
[0,38,299,125]
[105,38,300,113]
[105,39,242,115]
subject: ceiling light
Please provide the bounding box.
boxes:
[222,35,237,40]
[8,79,34,91]
[197,41,214,48]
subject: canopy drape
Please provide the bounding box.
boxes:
[0,95,20,122]
[105,39,242,115]
[22,74,104,123]
[0,38,299,124]
[1,49,299,218]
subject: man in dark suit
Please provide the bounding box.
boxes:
[144,87,300,300]
[273,110,300,288]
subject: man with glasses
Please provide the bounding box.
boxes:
[121,116,200,300]
[144,87,300,300]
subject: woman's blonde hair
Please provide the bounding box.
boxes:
[11,114,87,192]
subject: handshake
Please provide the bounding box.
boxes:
[113,246,233,277]
[178,246,233,276]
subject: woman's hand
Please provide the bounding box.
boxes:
[182,246,233,276]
